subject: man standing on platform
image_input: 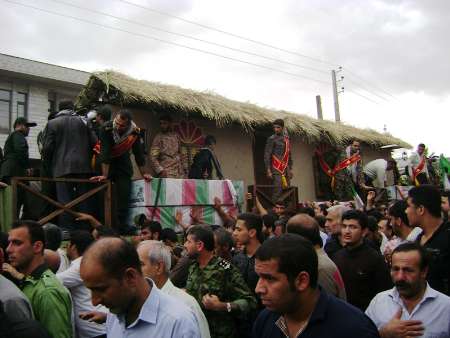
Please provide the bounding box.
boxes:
[345,140,365,192]
[409,143,429,185]
[91,110,152,234]
[151,115,185,178]
[43,100,97,232]
[333,140,367,200]
[0,117,36,218]
[264,119,292,202]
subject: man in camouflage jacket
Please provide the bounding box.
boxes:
[185,225,257,338]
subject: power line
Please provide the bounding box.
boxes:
[46,0,330,76]
[344,77,390,102]
[346,89,381,105]
[119,0,399,101]
[119,0,340,68]
[344,68,397,100]
[2,0,332,85]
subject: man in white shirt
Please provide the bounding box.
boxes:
[409,143,429,185]
[57,230,107,338]
[366,242,450,338]
[363,159,396,189]
[137,240,210,338]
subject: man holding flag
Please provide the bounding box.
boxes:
[264,119,293,201]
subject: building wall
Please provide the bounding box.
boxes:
[121,108,394,202]
[289,139,317,201]
[0,76,82,159]
[130,109,255,186]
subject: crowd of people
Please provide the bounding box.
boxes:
[0,102,449,338]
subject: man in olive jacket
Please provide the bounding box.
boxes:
[0,117,36,217]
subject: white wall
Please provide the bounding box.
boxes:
[0,76,82,159]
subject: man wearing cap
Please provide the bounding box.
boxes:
[264,119,293,201]
[0,117,36,217]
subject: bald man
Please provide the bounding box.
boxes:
[287,214,347,300]
[80,238,200,338]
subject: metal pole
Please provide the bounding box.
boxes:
[332,70,340,122]
[316,95,323,120]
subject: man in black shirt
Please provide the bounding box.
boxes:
[188,135,223,180]
[252,234,379,338]
[232,213,263,338]
[406,185,449,295]
[332,210,392,311]
[91,110,151,233]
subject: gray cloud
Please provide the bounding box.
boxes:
[0,0,194,68]
[282,0,450,96]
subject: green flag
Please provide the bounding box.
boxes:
[439,154,450,190]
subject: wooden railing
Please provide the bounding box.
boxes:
[11,177,112,226]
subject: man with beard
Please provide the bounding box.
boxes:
[150,115,185,178]
[366,242,450,338]
[383,201,422,264]
[80,237,200,338]
[184,225,256,338]
[7,220,72,338]
[409,143,429,185]
[406,185,449,295]
[91,110,152,233]
[0,117,36,217]
[332,210,392,311]
[232,213,263,338]
[264,119,293,202]
[252,234,379,338]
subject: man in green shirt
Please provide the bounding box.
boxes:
[7,220,73,338]
[185,225,257,338]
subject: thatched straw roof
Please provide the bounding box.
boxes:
[76,71,411,149]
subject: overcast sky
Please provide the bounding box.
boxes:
[2,0,449,155]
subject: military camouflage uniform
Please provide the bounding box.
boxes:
[264,133,292,201]
[150,131,185,178]
[186,256,257,338]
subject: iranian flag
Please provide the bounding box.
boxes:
[128,178,243,229]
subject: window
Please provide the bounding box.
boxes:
[16,92,27,120]
[0,89,11,134]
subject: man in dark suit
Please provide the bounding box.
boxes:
[0,117,36,217]
[42,100,97,232]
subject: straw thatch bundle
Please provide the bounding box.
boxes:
[76,71,411,149]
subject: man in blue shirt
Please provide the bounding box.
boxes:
[366,242,450,338]
[252,234,379,338]
[80,237,200,338]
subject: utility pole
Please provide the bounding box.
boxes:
[316,95,323,120]
[331,67,344,122]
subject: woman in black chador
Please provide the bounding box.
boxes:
[188,135,224,180]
